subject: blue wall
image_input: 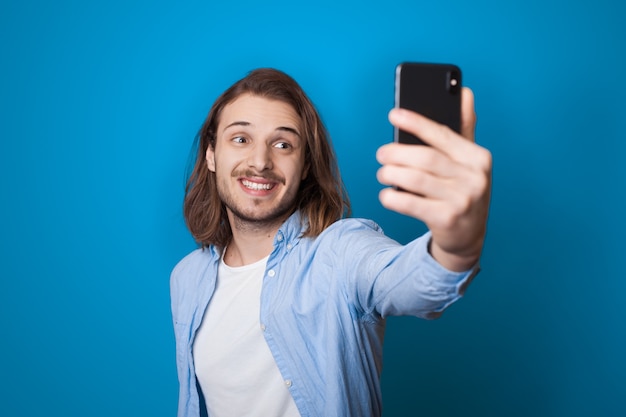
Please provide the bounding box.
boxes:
[1,0,624,416]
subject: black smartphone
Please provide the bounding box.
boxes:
[394,62,462,145]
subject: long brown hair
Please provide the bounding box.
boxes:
[184,68,351,248]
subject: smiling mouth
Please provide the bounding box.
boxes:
[241,179,275,191]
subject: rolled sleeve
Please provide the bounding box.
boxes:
[367,231,480,319]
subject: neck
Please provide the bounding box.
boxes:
[224,213,286,267]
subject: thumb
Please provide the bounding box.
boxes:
[461,87,476,142]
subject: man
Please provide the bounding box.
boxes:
[171,68,491,417]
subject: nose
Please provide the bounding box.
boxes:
[247,143,273,172]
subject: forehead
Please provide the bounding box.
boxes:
[218,94,301,131]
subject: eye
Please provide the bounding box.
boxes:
[273,142,292,150]
[231,136,247,144]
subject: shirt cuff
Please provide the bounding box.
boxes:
[421,231,481,296]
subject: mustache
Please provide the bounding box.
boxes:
[232,169,285,185]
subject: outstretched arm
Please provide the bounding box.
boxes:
[376,87,492,272]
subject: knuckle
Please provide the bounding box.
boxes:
[410,172,425,189]
[476,147,493,172]
[434,122,451,139]
[469,163,491,199]
[458,194,473,214]
[419,148,438,167]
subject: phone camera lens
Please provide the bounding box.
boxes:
[447,70,460,95]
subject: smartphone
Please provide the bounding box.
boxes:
[394,62,462,145]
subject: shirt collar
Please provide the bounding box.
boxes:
[273,210,307,251]
[206,210,307,257]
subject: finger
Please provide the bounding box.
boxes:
[376,143,461,178]
[377,165,456,200]
[378,187,449,223]
[379,182,485,236]
[388,107,476,162]
[461,87,476,142]
[378,187,426,219]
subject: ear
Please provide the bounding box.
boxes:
[206,145,216,172]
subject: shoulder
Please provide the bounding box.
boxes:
[321,217,385,238]
[170,246,219,320]
[305,217,394,257]
[170,247,217,289]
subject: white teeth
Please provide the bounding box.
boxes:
[242,180,273,191]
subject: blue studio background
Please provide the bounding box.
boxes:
[1,0,624,416]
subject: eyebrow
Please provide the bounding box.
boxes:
[223,121,301,138]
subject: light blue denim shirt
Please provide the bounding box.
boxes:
[171,211,479,417]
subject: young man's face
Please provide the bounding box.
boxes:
[206,93,308,227]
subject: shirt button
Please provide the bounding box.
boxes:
[285,380,292,387]
[286,244,292,250]
[277,234,283,242]
[260,323,266,331]
[267,269,275,277]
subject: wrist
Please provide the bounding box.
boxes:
[428,239,481,272]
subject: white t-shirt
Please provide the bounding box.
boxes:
[193,254,301,417]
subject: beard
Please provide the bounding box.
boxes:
[215,170,300,230]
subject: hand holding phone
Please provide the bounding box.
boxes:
[394,62,462,145]
[379,64,492,272]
